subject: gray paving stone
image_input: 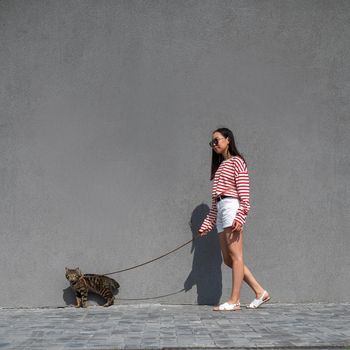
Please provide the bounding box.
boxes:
[0,303,349,349]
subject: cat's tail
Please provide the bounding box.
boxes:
[108,277,120,290]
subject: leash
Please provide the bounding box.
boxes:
[103,233,201,276]
[118,288,185,301]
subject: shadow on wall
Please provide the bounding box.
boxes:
[184,204,222,305]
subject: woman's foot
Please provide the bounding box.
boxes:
[213,302,241,311]
[247,290,270,309]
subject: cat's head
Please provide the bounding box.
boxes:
[65,267,82,283]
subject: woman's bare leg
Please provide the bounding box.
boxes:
[243,265,268,299]
[218,231,269,300]
[222,227,244,304]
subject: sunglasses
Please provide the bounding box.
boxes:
[209,137,225,147]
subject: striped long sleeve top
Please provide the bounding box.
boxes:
[200,156,250,232]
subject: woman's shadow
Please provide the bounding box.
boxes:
[184,204,222,305]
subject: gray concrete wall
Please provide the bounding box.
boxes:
[1,0,349,307]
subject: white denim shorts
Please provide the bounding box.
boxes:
[216,197,240,233]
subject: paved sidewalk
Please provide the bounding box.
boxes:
[0,303,349,349]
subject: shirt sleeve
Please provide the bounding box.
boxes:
[234,159,251,226]
[199,195,217,232]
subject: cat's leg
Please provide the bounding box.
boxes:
[75,292,82,308]
[103,291,115,307]
[81,289,89,308]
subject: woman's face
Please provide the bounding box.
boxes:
[210,132,230,155]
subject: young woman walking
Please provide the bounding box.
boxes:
[198,127,270,311]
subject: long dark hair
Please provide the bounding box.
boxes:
[210,127,246,180]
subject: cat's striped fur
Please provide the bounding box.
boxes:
[65,267,120,307]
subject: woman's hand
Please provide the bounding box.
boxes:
[232,220,243,233]
[198,228,209,236]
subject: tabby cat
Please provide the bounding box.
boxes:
[65,267,120,308]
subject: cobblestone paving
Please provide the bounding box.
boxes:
[0,303,349,349]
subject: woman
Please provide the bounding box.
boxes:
[198,127,270,311]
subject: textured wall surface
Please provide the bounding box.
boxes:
[1,0,349,307]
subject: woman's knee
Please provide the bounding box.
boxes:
[228,251,243,264]
[221,249,232,267]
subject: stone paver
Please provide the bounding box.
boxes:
[0,303,349,349]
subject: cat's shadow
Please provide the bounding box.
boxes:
[62,287,76,306]
[63,287,119,307]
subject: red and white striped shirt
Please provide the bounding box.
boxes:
[200,156,250,232]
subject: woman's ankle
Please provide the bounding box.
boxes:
[256,290,268,299]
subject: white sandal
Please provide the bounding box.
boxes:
[247,290,270,309]
[213,302,241,311]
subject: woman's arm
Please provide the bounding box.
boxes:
[234,158,251,227]
[198,196,218,235]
